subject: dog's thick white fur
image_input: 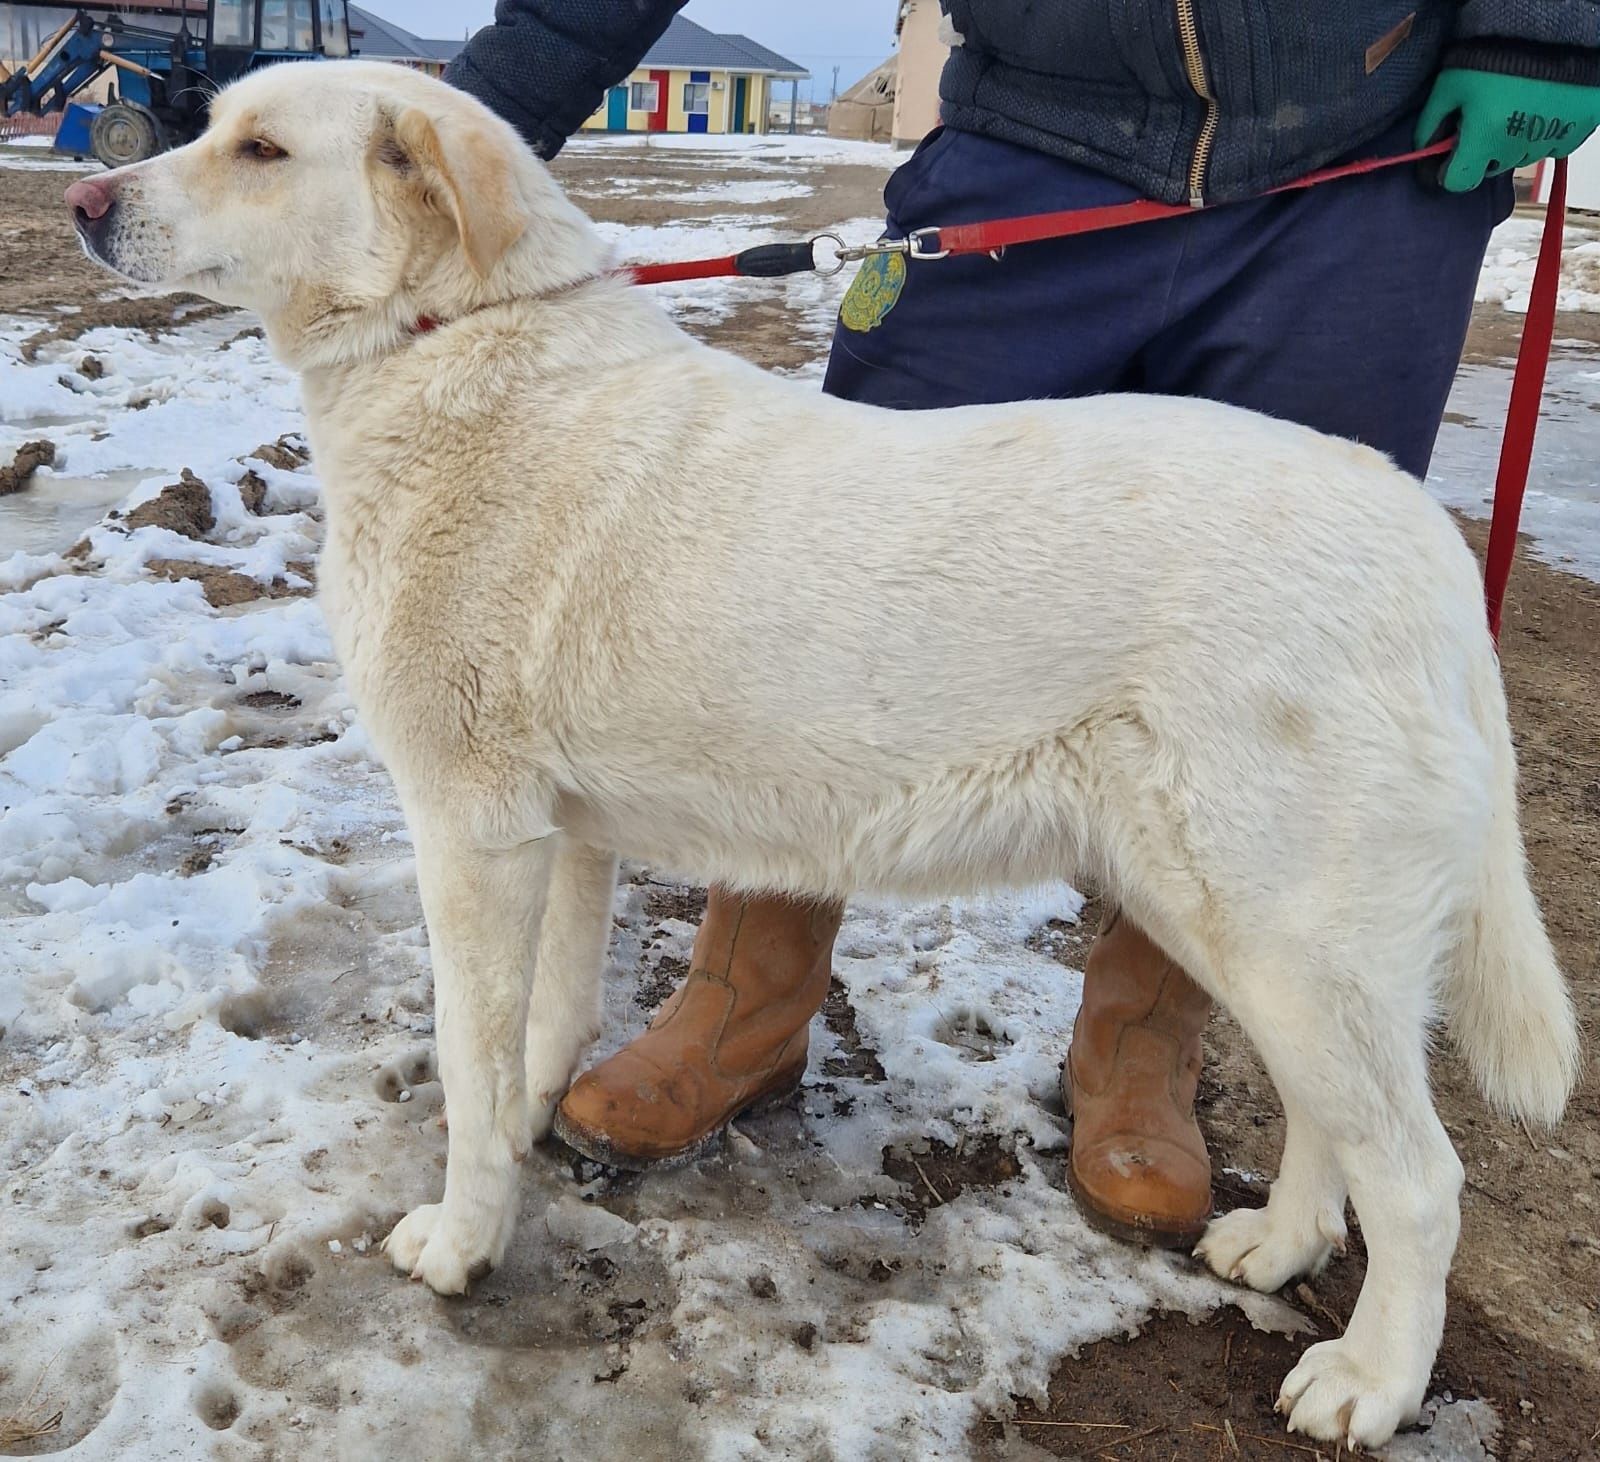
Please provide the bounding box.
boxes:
[74,62,1581,1449]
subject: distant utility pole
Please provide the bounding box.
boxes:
[789,79,797,133]
[830,65,839,102]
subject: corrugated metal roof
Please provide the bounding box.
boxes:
[347,4,461,64]
[641,16,806,76]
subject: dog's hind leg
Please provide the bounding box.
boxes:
[1215,959,1461,1450]
[383,828,555,1295]
[1194,1089,1348,1291]
[524,839,617,1144]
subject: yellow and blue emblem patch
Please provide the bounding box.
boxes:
[839,250,907,333]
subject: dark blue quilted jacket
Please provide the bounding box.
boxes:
[445,1,1600,204]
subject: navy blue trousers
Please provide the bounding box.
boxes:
[823,122,1513,479]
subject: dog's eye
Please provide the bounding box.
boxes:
[240,138,286,161]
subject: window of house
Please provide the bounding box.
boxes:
[211,0,254,47]
[683,81,710,115]
[629,80,659,112]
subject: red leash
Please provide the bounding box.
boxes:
[1484,160,1566,643]
[895,139,1458,258]
[622,141,1458,279]
[623,141,1566,639]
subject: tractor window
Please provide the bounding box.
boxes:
[261,0,314,51]
[319,0,349,57]
[211,0,254,47]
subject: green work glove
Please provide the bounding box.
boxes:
[1418,56,1600,192]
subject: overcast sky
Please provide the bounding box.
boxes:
[371,0,897,101]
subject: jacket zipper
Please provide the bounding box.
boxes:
[1174,0,1217,206]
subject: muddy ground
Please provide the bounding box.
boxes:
[2,142,1596,1459]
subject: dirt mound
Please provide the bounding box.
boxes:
[249,437,310,472]
[0,439,55,495]
[125,469,214,538]
[146,558,315,608]
[882,1135,1023,1225]
[236,469,268,514]
[21,296,234,360]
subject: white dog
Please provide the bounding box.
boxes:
[66,62,1579,1450]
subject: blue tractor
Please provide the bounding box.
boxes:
[1,0,349,167]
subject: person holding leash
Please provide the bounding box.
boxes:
[446,2,1600,1246]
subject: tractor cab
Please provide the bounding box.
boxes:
[207,0,348,86]
[0,0,350,167]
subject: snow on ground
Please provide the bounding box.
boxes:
[0,143,95,173]
[667,179,817,206]
[2,169,1577,1460]
[1433,207,1600,581]
[1431,350,1600,581]
[1474,213,1600,313]
[565,130,899,169]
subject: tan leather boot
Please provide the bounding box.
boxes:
[554,889,842,1169]
[1063,908,1214,1247]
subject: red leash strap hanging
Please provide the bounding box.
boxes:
[1484,158,1566,645]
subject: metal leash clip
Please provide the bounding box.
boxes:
[812,227,953,275]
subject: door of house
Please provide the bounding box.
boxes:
[606,86,628,131]
[732,75,748,133]
[648,69,670,131]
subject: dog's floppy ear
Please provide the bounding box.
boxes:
[385,105,529,278]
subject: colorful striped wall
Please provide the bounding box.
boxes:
[580,67,775,135]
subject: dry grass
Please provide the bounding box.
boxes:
[0,1412,63,1447]
[0,1355,64,1448]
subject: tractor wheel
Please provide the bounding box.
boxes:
[90,102,165,169]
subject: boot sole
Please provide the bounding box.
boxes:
[1061,1059,1212,1252]
[552,1062,807,1173]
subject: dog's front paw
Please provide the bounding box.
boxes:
[383,1202,443,1277]
[1279,1339,1421,1449]
[1195,1203,1339,1292]
[382,1204,499,1295]
[380,1190,512,1292]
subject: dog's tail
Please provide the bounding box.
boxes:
[1446,653,1581,1128]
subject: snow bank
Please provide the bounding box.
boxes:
[1476,213,1600,313]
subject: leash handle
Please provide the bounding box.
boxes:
[1484,158,1566,645]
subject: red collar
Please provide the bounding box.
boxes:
[412,315,441,334]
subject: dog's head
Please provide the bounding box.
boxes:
[64,61,605,365]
